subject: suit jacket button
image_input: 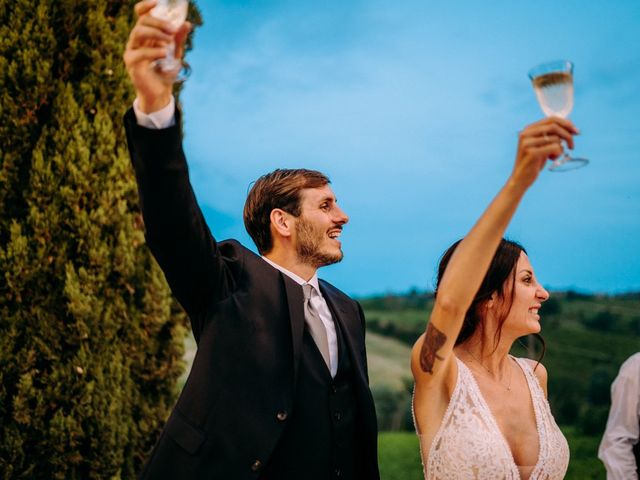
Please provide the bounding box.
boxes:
[276,410,288,422]
[251,460,262,472]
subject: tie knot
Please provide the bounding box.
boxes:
[302,283,314,300]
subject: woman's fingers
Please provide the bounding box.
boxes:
[526,123,575,150]
[534,143,564,164]
[527,116,579,134]
[521,132,564,158]
[521,133,566,161]
[512,118,572,183]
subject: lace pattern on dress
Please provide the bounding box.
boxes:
[413,357,569,480]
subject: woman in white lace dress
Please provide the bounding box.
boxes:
[411,117,575,480]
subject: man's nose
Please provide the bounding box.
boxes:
[334,205,349,225]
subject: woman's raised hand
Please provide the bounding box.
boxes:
[511,117,579,188]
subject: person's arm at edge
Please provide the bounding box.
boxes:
[598,356,640,480]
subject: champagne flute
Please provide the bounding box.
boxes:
[529,60,588,172]
[151,0,189,81]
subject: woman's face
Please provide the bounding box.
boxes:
[499,251,550,337]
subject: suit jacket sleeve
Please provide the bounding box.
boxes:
[124,108,237,338]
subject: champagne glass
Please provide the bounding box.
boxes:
[151,0,189,81]
[529,60,588,172]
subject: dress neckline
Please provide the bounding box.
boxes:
[457,357,544,478]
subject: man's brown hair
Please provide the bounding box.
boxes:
[243,168,329,254]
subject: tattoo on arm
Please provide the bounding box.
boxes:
[420,323,447,374]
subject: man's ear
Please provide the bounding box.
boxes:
[270,208,293,238]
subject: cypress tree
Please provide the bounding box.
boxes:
[0,1,201,477]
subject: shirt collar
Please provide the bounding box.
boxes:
[261,256,320,292]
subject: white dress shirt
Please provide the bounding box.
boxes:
[261,257,339,378]
[132,96,176,128]
[598,352,640,480]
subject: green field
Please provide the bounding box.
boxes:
[378,432,423,480]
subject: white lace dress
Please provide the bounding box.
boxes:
[414,357,569,480]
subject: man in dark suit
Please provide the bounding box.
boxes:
[123,2,379,478]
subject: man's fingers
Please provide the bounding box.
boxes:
[173,22,192,59]
[138,13,178,35]
[124,46,168,68]
[128,24,173,49]
[174,21,192,44]
[135,0,158,18]
[135,1,179,35]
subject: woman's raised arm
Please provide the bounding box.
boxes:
[411,117,578,388]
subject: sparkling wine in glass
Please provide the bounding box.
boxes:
[529,60,588,172]
[151,0,189,79]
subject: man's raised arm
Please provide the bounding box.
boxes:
[123,1,234,329]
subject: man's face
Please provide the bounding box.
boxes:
[293,185,349,268]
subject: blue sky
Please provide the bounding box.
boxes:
[181,0,640,296]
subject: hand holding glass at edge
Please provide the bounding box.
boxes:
[529,60,588,172]
[150,0,190,82]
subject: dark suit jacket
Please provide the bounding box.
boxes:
[124,109,379,479]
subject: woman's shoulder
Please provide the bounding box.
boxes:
[515,357,548,396]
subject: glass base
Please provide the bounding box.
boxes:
[152,59,191,83]
[548,156,589,172]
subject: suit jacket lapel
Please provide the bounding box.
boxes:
[319,282,368,384]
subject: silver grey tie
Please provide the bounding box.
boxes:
[302,284,330,369]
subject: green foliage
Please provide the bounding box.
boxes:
[562,427,606,479]
[371,384,411,432]
[581,310,620,332]
[359,290,434,312]
[0,1,201,477]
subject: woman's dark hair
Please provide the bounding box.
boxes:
[435,238,545,364]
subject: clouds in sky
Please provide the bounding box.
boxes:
[181,0,640,295]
